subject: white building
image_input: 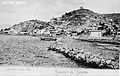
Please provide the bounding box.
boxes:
[33,28,50,35]
[9,28,18,35]
[90,30,102,37]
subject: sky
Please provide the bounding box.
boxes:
[0,0,120,29]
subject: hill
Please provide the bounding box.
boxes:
[0,19,54,35]
[0,7,120,35]
[11,19,51,32]
[49,7,114,32]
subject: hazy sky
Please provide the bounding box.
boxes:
[0,0,120,29]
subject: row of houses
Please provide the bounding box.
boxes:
[62,24,120,38]
[32,28,50,35]
[2,28,51,36]
[3,28,19,35]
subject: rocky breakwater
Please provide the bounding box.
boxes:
[48,43,117,69]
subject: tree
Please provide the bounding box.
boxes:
[112,24,118,39]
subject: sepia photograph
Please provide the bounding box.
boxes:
[0,0,119,76]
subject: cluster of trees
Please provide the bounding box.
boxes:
[98,21,119,39]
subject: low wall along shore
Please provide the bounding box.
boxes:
[48,43,118,69]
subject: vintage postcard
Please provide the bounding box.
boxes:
[0,0,119,76]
